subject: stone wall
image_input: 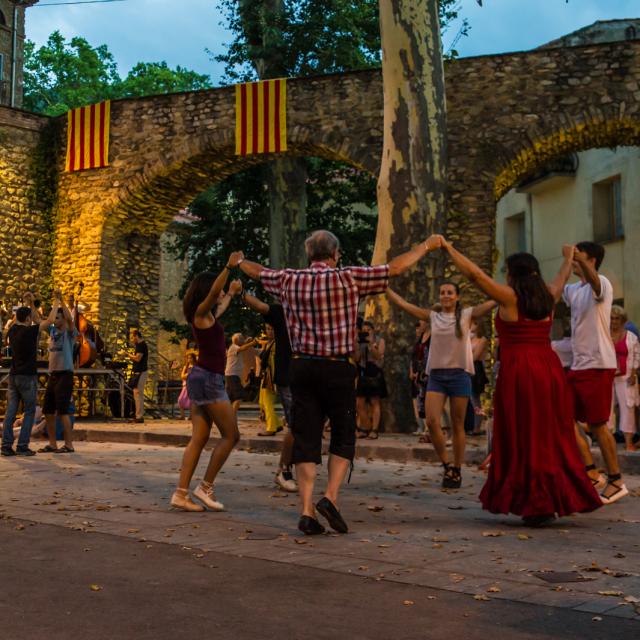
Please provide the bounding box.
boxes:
[2,39,640,395]
[0,106,49,307]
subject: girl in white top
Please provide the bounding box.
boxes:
[388,284,495,489]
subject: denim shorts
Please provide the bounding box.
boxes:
[186,366,229,405]
[426,368,472,398]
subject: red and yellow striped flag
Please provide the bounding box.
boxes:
[65,100,111,172]
[235,79,287,155]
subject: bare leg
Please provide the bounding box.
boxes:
[425,391,449,464]
[231,399,241,415]
[449,396,469,468]
[356,397,370,432]
[624,432,637,451]
[202,401,240,484]
[59,414,73,448]
[177,404,213,490]
[324,454,350,506]
[296,461,317,517]
[44,414,57,449]
[370,397,381,434]
[279,430,294,470]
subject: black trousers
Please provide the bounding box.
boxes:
[289,358,357,465]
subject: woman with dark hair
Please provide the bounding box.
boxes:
[170,264,243,512]
[441,239,601,525]
[387,284,495,489]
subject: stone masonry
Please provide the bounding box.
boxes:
[1,39,640,383]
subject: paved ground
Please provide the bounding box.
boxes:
[1,442,639,639]
[70,416,640,472]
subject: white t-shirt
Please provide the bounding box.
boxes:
[551,337,573,369]
[225,344,244,377]
[426,307,474,375]
[563,275,616,371]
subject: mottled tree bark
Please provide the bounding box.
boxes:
[370,0,447,431]
[239,0,308,269]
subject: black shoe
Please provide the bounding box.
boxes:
[298,515,325,536]
[16,447,36,457]
[316,497,348,533]
[135,418,145,424]
[442,464,462,489]
[1,447,16,457]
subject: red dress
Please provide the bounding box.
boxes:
[480,312,602,517]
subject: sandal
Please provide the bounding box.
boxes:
[54,445,75,454]
[442,464,462,489]
[585,464,606,491]
[39,445,58,453]
[367,431,379,440]
[356,428,370,439]
[600,473,629,505]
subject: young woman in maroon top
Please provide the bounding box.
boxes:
[170,266,242,512]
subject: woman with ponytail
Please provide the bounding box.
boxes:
[387,283,495,489]
[441,238,601,525]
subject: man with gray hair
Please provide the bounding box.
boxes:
[228,230,442,535]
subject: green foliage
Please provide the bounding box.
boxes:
[23,31,212,116]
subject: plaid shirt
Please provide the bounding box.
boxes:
[260,262,390,357]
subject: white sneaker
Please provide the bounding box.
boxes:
[600,482,629,505]
[193,483,225,511]
[275,470,297,493]
[170,490,205,512]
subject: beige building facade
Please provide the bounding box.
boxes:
[495,145,640,325]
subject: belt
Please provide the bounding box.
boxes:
[293,353,353,364]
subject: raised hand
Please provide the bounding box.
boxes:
[424,234,443,252]
[228,279,243,296]
[562,244,575,261]
[227,251,245,268]
[53,289,62,302]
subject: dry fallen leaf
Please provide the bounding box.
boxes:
[473,594,490,601]
[517,534,530,541]
[367,505,384,512]
[592,616,602,622]
[89,584,102,592]
[482,531,504,537]
[403,600,415,606]
[598,590,624,597]
[294,539,307,545]
[487,586,501,593]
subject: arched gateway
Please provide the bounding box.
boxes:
[2,39,639,377]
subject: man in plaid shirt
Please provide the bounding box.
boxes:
[229,230,442,535]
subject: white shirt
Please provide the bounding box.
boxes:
[551,337,573,369]
[225,344,244,377]
[426,307,474,375]
[563,275,616,370]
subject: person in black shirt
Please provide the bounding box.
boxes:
[1,294,41,456]
[128,329,148,423]
[240,291,297,492]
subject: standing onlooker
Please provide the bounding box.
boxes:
[469,318,489,435]
[565,242,627,504]
[256,324,282,436]
[410,320,429,435]
[170,274,242,512]
[178,352,196,420]
[1,293,41,457]
[232,230,441,535]
[355,320,387,439]
[387,285,495,489]
[128,329,148,424]
[39,290,78,454]
[441,240,601,525]
[609,305,639,451]
[225,333,257,414]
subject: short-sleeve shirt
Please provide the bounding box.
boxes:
[260,261,390,356]
[132,341,148,373]
[48,325,79,372]
[563,276,616,370]
[225,344,244,377]
[425,307,474,375]
[8,324,40,375]
[264,303,292,387]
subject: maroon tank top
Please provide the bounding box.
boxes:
[191,321,226,375]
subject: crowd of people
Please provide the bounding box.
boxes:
[2,229,638,535]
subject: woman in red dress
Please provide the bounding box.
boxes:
[440,238,601,525]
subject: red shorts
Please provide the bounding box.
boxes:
[566,368,615,425]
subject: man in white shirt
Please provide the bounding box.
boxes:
[563,241,627,505]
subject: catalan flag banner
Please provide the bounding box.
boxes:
[65,100,111,172]
[235,79,287,156]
